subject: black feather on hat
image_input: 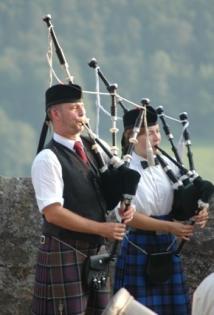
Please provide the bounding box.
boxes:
[37,84,83,154]
[123,105,158,130]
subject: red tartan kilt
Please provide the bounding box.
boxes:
[31,236,110,315]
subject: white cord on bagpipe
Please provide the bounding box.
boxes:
[83,90,114,120]
[82,90,143,120]
[45,30,143,125]
[46,28,63,85]
[95,67,101,136]
[143,106,155,166]
[177,120,190,161]
[46,26,74,86]
[47,27,53,86]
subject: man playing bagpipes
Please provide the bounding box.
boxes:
[31,83,137,315]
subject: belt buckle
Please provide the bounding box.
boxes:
[40,235,46,244]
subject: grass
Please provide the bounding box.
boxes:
[189,145,214,182]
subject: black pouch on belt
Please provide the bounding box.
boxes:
[145,251,174,284]
[82,253,110,290]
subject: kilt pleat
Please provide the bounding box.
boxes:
[31,236,110,315]
[114,227,191,315]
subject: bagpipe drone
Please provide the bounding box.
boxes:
[155,106,214,251]
[156,106,213,221]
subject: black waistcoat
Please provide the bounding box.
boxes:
[42,137,107,244]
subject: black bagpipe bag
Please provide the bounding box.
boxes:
[171,176,214,220]
[100,164,141,210]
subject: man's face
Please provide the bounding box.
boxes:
[50,101,86,137]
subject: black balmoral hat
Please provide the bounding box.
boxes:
[123,105,158,130]
[45,84,82,111]
[37,83,83,154]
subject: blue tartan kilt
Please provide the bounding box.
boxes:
[114,219,191,315]
[31,236,110,315]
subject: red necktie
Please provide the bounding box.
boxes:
[74,141,88,164]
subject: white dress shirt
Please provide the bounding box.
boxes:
[129,151,177,216]
[31,133,83,213]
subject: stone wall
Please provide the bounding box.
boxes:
[0,177,40,315]
[0,176,213,315]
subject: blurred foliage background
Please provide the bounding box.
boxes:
[0,0,213,181]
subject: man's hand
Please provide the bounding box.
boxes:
[99,222,126,240]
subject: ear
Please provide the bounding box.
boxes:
[50,105,61,121]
